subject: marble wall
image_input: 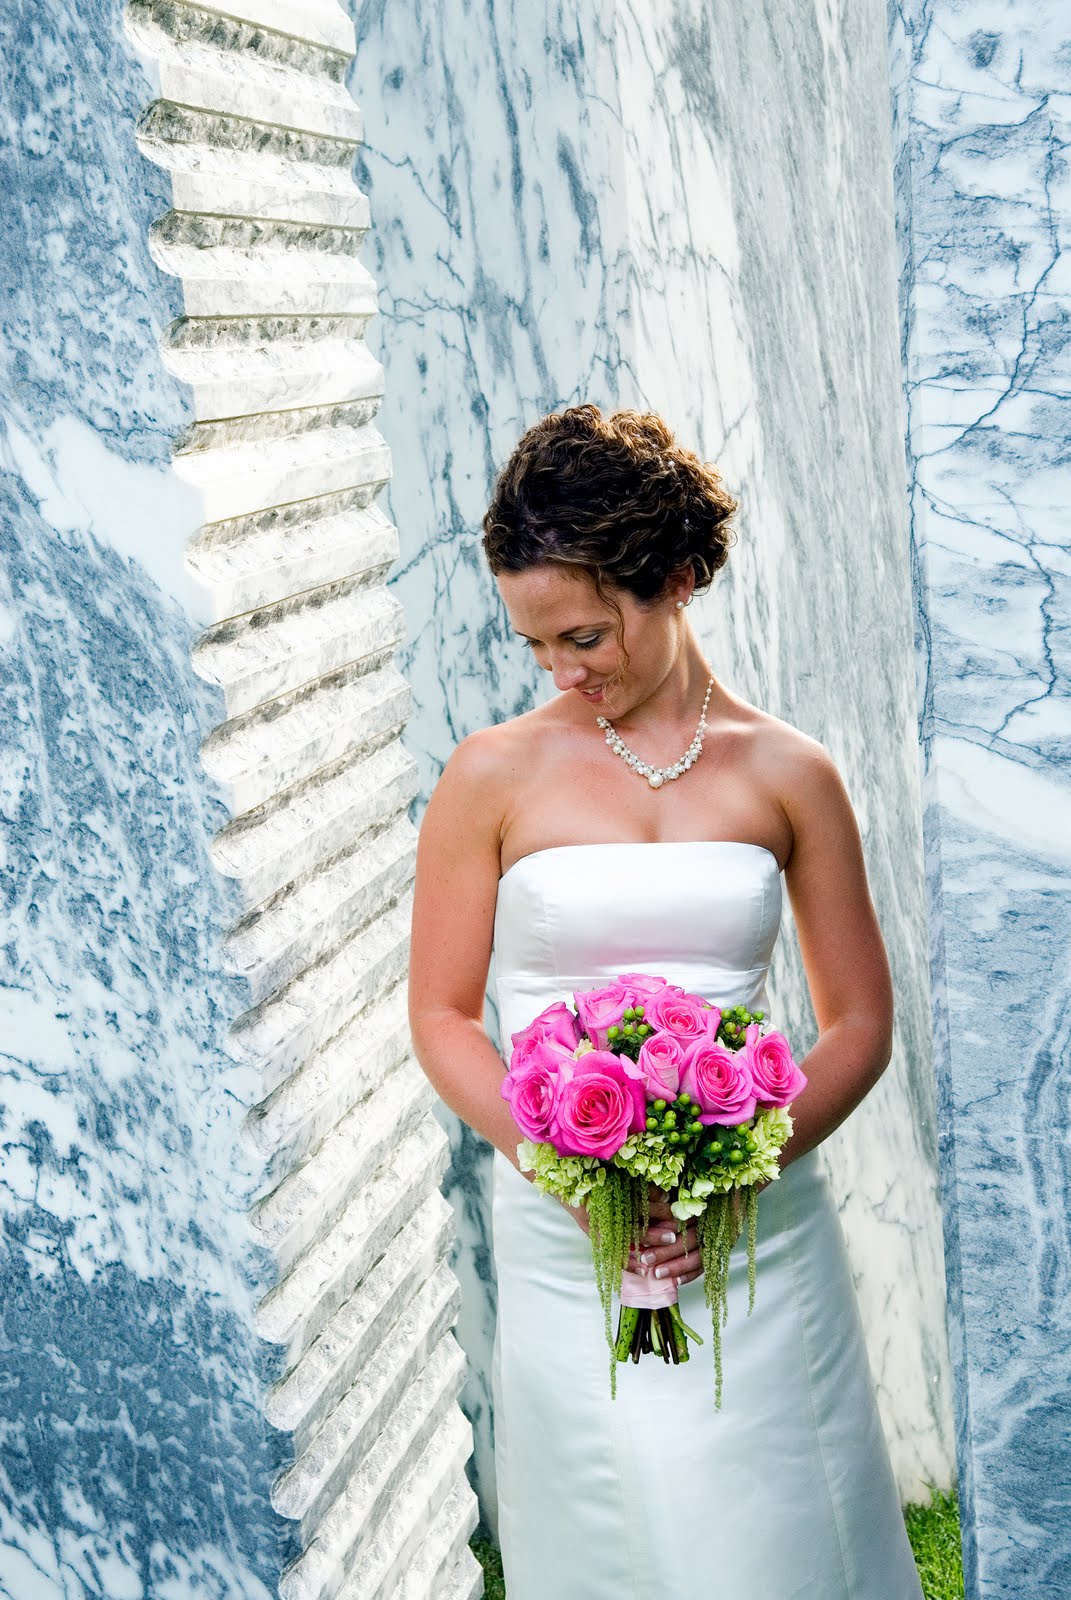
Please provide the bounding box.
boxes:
[1,0,479,1594]
[352,0,955,1531]
[890,5,1071,1594]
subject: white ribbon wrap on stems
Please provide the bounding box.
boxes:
[618,1268,679,1310]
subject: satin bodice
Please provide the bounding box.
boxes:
[491,840,783,1049]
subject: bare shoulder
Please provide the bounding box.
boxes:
[433,705,546,797]
[728,700,856,868]
[423,705,551,851]
[753,712,841,793]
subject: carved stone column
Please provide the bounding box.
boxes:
[0,1,480,1594]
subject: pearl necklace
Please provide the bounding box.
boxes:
[596,668,715,789]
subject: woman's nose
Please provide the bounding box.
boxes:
[551,659,587,691]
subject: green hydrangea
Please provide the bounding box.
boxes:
[612,1132,687,1192]
[670,1109,794,1219]
[517,1139,606,1207]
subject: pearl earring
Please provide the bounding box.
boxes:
[675,599,686,609]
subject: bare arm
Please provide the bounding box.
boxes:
[408,730,531,1170]
[776,740,894,1169]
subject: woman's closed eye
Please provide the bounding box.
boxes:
[523,635,602,651]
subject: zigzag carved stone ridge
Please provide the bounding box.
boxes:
[126,0,482,1593]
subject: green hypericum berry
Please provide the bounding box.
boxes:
[635,1004,645,1018]
[690,1120,702,1134]
[667,1131,680,1144]
[712,1140,724,1153]
[678,1092,691,1105]
[646,1116,657,1130]
[653,1099,667,1112]
[607,1025,620,1039]
[637,1024,650,1037]
[729,1149,744,1164]
[663,1111,676,1127]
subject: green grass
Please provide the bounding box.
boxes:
[903,1486,965,1600]
[471,1486,963,1597]
[469,1534,505,1600]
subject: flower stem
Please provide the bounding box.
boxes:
[668,1302,703,1347]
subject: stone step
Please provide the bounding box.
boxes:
[192,575,402,719]
[337,1405,474,1600]
[271,1261,460,1526]
[214,732,414,917]
[255,1113,448,1357]
[264,1190,454,1447]
[223,813,416,1000]
[126,2,360,143]
[437,1547,486,1600]
[163,330,381,423]
[188,496,397,624]
[176,422,390,541]
[242,979,412,1181]
[158,240,380,318]
[393,1476,482,1600]
[250,1056,434,1276]
[231,898,412,1095]
[190,0,354,53]
[278,1362,470,1600]
[168,168,364,231]
[142,130,361,238]
[202,659,411,813]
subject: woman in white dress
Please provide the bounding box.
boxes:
[408,404,924,1599]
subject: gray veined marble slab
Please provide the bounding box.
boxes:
[890,2,1071,1593]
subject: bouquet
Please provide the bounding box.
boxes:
[500,973,807,1404]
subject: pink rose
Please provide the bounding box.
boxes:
[680,1037,757,1126]
[744,1025,807,1108]
[500,1044,565,1142]
[509,1035,575,1079]
[511,1001,581,1055]
[616,972,671,1000]
[550,1050,647,1159]
[637,1031,685,1099]
[643,985,721,1045]
[573,980,644,1049]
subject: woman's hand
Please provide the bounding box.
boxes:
[560,1181,771,1284]
[557,1188,700,1283]
[558,1190,699,1282]
[629,1187,702,1288]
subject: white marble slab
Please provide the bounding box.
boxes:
[351,0,956,1526]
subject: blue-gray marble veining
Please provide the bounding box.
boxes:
[0,3,292,1593]
[351,0,955,1531]
[889,3,1071,1593]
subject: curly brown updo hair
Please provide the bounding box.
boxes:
[481,404,737,609]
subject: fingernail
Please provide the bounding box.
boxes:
[639,1251,654,1265]
[655,1266,668,1279]
[660,1231,677,1244]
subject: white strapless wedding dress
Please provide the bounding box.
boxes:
[489,841,924,1600]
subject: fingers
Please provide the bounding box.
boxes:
[636,1217,697,1252]
[627,1222,699,1282]
[626,1241,703,1287]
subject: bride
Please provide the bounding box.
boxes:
[408,405,924,1598]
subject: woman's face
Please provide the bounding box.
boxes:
[496,563,689,716]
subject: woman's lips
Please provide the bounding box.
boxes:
[578,685,605,701]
